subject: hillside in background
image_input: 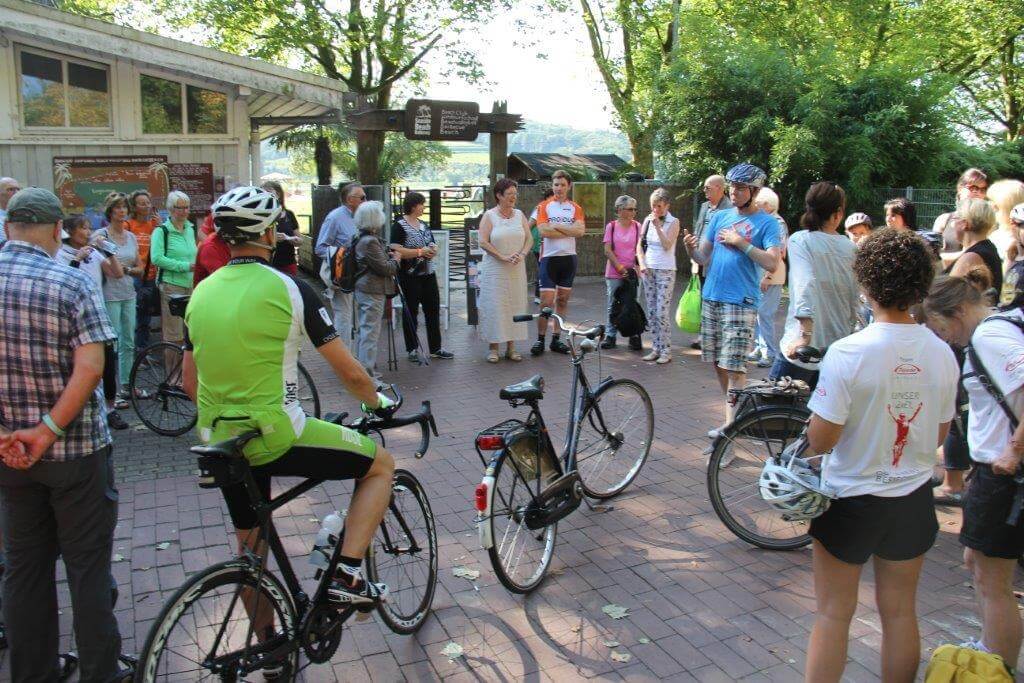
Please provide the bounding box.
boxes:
[263,121,631,186]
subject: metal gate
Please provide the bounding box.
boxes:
[391,185,487,282]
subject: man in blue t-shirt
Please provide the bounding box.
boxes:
[683,163,783,436]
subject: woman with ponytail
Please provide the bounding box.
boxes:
[770,182,860,388]
[924,274,1024,669]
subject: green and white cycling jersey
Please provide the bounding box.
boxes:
[185,256,373,466]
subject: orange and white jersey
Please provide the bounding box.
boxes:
[536,199,584,258]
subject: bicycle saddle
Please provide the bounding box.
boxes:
[499,374,544,401]
[190,430,260,459]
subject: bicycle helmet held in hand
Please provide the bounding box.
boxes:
[211,186,282,236]
[725,163,768,190]
[759,436,834,522]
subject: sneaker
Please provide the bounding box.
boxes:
[533,297,541,305]
[600,336,617,350]
[707,428,722,439]
[656,352,671,364]
[689,340,701,350]
[746,350,761,362]
[756,358,773,368]
[327,570,389,606]
[642,350,659,362]
[628,336,643,351]
[530,340,545,356]
[430,349,455,360]
[408,351,419,362]
[107,411,129,430]
[549,339,570,354]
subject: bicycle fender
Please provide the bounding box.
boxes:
[477,456,500,549]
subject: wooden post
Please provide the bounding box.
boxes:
[488,101,510,197]
[357,130,380,184]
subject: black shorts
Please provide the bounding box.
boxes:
[810,482,938,564]
[960,463,1024,560]
[538,255,577,290]
[222,446,374,529]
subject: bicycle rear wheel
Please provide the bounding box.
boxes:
[366,469,437,634]
[487,448,557,594]
[707,406,812,550]
[137,559,298,682]
[296,361,321,418]
[576,378,654,499]
[129,342,197,436]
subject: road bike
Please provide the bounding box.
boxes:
[706,346,823,550]
[136,388,438,680]
[474,308,653,593]
[128,295,320,436]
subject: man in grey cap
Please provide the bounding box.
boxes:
[0,187,128,681]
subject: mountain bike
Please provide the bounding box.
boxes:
[706,346,823,550]
[128,295,320,436]
[474,308,653,593]
[136,388,438,680]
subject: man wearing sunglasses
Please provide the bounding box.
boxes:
[316,182,367,344]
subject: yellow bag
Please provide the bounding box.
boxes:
[924,644,1013,682]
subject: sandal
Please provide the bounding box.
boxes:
[486,350,500,363]
[506,350,523,362]
[934,489,963,506]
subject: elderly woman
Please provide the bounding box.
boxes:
[96,193,143,406]
[748,188,788,368]
[478,178,532,362]
[390,191,453,361]
[58,213,131,429]
[150,190,198,372]
[262,180,302,276]
[601,195,642,351]
[636,188,679,364]
[353,200,398,378]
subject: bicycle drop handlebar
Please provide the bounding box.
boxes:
[512,307,605,340]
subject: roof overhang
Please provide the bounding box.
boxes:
[0,0,346,139]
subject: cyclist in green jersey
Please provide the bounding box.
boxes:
[182,186,396,607]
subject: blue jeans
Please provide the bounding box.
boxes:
[769,353,820,390]
[754,284,783,361]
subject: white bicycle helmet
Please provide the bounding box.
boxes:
[1010,202,1024,226]
[211,186,281,235]
[759,437,834,522]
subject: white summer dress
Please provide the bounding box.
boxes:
[478,207,529,343]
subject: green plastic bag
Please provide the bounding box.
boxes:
[676,274,702,333]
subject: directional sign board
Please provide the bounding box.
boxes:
[403,99,480,141]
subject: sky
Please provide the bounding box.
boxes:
[420,7,616,131]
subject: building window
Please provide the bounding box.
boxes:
[141,75,228,135]
[19,48,110,129]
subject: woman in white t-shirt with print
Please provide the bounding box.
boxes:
[635,188,679,364]
[803,229,958,682]
[924,275,1024,667]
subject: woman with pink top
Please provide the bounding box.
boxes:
[601,195,643,351]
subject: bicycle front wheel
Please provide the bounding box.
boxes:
[707,406,812,550]
[137,559,298,682]
[129,342,197,437]
[366,469,437,634]
[576,378,654,499]
[487,448,557,594]
[296,361,321,418]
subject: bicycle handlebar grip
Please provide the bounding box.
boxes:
[586,324,606,340]
[512,314,534,322]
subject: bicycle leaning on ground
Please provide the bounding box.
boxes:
[128,294,321,436]
[474,308,654,593]
[136,387,439,681]
[706,346,824,551]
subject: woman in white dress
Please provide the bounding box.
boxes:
[478,178,532,362]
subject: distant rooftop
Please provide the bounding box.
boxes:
[507,153,629,181]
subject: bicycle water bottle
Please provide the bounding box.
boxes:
[308,511,345,569]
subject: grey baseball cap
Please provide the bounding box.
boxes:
[6,187,64,224]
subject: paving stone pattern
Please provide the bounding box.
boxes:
[2,279,1019,681]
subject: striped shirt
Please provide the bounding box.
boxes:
[0,241,116,461]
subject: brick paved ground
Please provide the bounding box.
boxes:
[2,278,1020,681]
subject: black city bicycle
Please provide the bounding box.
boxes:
[474,308,654,593]
[706,346,823,550]
[128,295,320,436]
[137,388,438,681]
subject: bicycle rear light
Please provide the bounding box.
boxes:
[475,483,488,511]
[476,434,504,450]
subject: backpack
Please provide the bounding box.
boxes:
[924,644,1012,682]
[610,271,647,338]
[319,233,362,293]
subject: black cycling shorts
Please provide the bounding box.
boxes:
[222,446,375,529]
[960,463,1024,560]
[538,255,578,290]
[809,482,937,564]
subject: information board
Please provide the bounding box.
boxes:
[403,99,480,141]
[573,182,606,232]
[168,163,215,218]
[54,155,169,219]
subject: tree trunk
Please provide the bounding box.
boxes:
[629,129,655,177]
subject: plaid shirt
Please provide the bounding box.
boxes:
[0,241,116,461]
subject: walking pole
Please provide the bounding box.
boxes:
[385,297,398,371]
[393,275,430,366]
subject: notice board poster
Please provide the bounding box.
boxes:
[54,156,170,223]
[168,163,214,218]
[573,182,606,231]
